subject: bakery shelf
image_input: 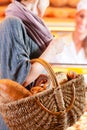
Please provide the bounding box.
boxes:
[43,17,75,32]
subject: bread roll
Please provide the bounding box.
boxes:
[50,0,67,7]
[68,8,76,18]
[55,72,68,84]
[67,0,80,8]
[0,6,7,17]
[0,79,32,103]
[44,7,69,18]
[67,71,79,80]
[0,0,11,5]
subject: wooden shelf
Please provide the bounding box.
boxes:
[43,17,75,32]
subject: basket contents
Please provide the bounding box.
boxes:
[0,70,82,103]
[30,71,79,94]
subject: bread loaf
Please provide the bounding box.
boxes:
[55,72,68,84]
[44,7,69,18]
[0,79,32,103]
[0,0,11,5]
[67,0,80,8]
[50,0,67,7]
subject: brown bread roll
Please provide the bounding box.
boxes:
[0,79,32,103]
[0,6,7,17]
[44,7,69,18]
[0,0,11,5]
[67,0,80,8]
[50,0,67,7]
[67,71,79,80]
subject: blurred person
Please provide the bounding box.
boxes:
[51,0,87,64]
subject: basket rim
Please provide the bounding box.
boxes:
[0,74,84,107]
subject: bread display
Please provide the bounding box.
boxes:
[44,6,76,18]
[44,0,80,18]
[50,0,80,7]
[0,0,79,21]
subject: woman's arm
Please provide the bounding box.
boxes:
[22,38,65,87]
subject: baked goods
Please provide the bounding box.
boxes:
[30,85,46,94]
[0,6,7,17]
[34,74,49,86]
[67,70,79,80]
[50,0,67,7]
[55,71,79,84]
[44,0,79,18]
[44,6,76,18]
[50,0,80,7]
[0,79,32,103]
[30,74,49,94]
[55,72,68,84]
[67,0,80,8]
[0,0,11,5]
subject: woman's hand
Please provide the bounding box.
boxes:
[22,38,65,87]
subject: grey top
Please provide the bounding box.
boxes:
[0,16,42,130]
[0,16,42,84]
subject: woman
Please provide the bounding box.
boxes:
[4,0,64,87]
[0,12,65,130]
[0,0,65,129]
[52,0,87,64]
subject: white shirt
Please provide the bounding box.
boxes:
[52,34,87,64]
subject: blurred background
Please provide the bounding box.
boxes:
[0,0,78,35]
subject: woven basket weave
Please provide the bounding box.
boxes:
[0,58,86,130]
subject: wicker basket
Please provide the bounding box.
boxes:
[0,58,86,130]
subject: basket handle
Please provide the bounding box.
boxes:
[31,58,59,88]
[30,58,75,115]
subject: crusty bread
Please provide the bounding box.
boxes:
[0,0,11,5]
[0,79,32,103]
[0,6,7,17]
[67,71,79,80]
[67,0,80,8]
[44,6,76,18]
[50,0,80,7]
[55,72,68,84]
[50,0,67,7]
